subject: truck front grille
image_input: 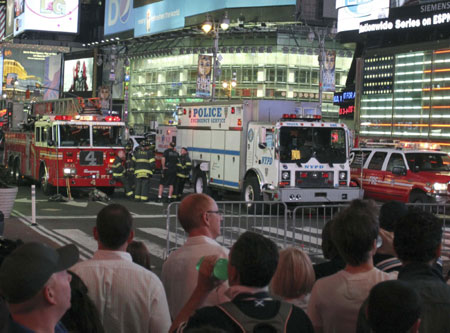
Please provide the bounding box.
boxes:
[295,171,334,188]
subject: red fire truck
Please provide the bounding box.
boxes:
[3,97,127,195]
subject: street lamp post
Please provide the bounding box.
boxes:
[308,25,336,114]
[202,13,229,101]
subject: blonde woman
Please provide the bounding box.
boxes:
[270,247,315,312]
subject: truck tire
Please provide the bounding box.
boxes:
[242,176,263,214]
[409,191,428,204]
[193,170,209,194]
[40,166,55,196]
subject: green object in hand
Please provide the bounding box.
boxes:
[196,256,228,280]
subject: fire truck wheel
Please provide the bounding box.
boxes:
[242,176,263,214]
[409,191,428,204]
[193,170,209,194]
[39,166,55,196]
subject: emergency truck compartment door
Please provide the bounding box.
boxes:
[224,130,241,189]
[192,130,210,161]
[210,131,225,186]
[80,151,103,166]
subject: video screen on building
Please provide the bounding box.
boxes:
[63,57,94,94]
[14,0,79,36]
[336,0,390,33]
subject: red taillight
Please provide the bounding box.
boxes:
[105,116,121,122]
[237,119,242,126]
[183,108,187,115]
[339,180,347,186]
[322,172,329,178]
[55,115,72,121]
[66,158,74,163]
[301,172,308,178]
[279,181,289,187]
[231,107,235,114]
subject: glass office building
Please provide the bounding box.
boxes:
[360,44,450,146]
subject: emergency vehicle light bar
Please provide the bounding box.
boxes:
[281,114,322,120]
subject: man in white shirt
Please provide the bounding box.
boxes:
[307,199,397,333]
[162,193,229,319]
[71,204,171,333]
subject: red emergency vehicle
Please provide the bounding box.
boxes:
[3,98,126,195]
[350,144,450,203]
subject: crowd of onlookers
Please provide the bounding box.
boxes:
[0,194,449,332]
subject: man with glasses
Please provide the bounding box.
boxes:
[162,193,229,319]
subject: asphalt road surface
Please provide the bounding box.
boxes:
[3,175,333,277]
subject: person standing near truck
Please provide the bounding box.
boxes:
[157,141,178,203]
[133,139,155,202]
[173,147,192,201]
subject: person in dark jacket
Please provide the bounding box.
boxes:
[124,143,135,191]
[157,141,179,202]
[173,147,191,201]
[111,150,133,199]
[132,139,155,202]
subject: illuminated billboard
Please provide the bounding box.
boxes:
[14,0,79,36]
[63,57,94,94]
[336,0,390,33]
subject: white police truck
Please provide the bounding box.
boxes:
[177,100,362,209]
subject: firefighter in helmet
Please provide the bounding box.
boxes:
[111,150,133,199]
[132,138,155,202]
[173,147,191,201]
[125,143,135,190]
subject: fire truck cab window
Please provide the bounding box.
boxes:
[93,126,122,147]
[279,127,346,164]
[60,125,89,147]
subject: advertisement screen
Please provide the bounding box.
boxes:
[14,0,79,36]
[336,0,390,32]
[63,58,94,93]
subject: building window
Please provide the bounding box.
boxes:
[267,68,276,82]
[295,69,310,84]
[276,68,286,83]
[311,70,319,85]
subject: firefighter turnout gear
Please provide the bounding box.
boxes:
[111,151,133,198]
[174,148,191,200]
[133,143,155,201]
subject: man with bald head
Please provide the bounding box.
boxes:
[161,193,229,319]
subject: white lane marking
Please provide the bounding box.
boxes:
[15,198,49,203]
[145,202,164,206]
[62,201,89,208]
[253,226,322,248]
[41,208,64,212]
[12,211,91,260]
[54,229,97,252]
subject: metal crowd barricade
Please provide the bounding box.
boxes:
[165,201,450,266]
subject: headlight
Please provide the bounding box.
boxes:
[433,182,447,191]
[282,171,290,180]
[339,171,347,180]
[63,168,76,176]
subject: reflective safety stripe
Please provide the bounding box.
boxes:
[141,196,148,201]
[135,195,141,199]
[113,172,124,177]
[177,173,188,178]
[126,191,133,197]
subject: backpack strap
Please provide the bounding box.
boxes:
[216,300,293,333]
